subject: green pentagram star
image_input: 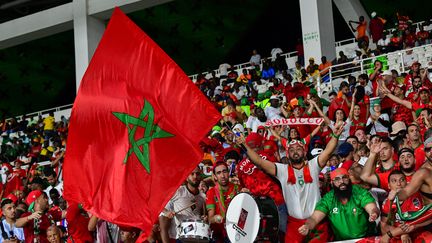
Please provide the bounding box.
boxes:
[112,100,173,173]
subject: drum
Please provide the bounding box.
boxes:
[178,219,211,243]
[226,193,279,243]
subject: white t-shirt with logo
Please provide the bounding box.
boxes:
[164,185,206,239]
[275,157,321,219]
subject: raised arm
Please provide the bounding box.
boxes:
[310,100,331,126]
[360,141,381,186]
[317,123,344,168]
[236,135,276,176]
[380,85,412,110]
[349,90,357,120]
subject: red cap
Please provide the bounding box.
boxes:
[246,132,264,149]
[26,190,43,206]
[330,168,349,180]
[5,194,18,204]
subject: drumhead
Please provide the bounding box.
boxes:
[226,193,260,243]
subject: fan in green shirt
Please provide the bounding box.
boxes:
[298,168,379,241]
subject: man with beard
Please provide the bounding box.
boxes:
[236,124,344,242]
[16,190,63,243]
[206,162,241,243]
[246,107,267,133]
[361,140,415,191]
[0,199,24,243]
[298,168,379,241]
[265,95,283,120]
[159,166,206,243]
[388,137,432,235]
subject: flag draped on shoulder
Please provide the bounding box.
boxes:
[63,7,221,237]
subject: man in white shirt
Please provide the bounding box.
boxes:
[236,124,344,242]
[250,49,261,67]
[271,47,283,62]
[218,63,231,78]
[265,96,283,120]
[245,107,267,133]
[0,199,25,243]
[159,167,206,242]
[43,170,63,205]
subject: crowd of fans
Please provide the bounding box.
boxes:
[0,11,432,243]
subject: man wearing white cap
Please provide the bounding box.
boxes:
[265,95,283,120]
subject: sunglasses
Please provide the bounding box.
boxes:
[425,146,432,152]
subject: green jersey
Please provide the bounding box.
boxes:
[315,184,376,240]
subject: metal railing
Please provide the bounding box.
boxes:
[316,43,432,95]
[6,20,432,121]
[188,18,432,82]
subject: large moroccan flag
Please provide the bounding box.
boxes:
[63,8,221,237]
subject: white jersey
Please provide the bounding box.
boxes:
[275,157,321,219]
[164,185,206,239]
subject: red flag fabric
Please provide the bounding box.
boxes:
[63,8,221,238]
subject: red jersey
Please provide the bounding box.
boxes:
[206,183,240,240]
[417,31,430,40]
[391,103,413,124]
[206,183,240,217]
[414,144,425,170]
[375,162,400,174]
[3,173,23,197]
[328,97,349,121]
[404,33,416,48]
[357,96,370,121]
[382,193,423,226]
[412,100,432,112]
[236,152,284,205]
[350,117,366,135]
[21,210,62,243]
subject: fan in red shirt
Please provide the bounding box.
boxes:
[403,28,416,48]
[380,85,432,123]
[390,83,413,124]
[360,139,415,192]
[236,132,286,240]
[416,25,430,45]
[1,163,23,198]
[16,190,63,243]
[380,170,432,242]
[206,161,241,243]
[328,82,350,122]
[404,63,422,92]
[349,87,368,135]
[287,106,311,139]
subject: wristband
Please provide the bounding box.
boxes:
[386,231,393,238]
[330,133,340,139]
